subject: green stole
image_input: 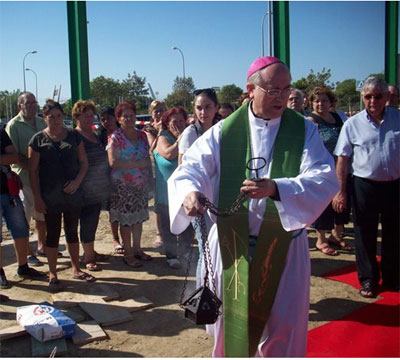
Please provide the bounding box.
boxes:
[217,103,305,357]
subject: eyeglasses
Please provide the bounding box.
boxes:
[193,88,216,97]
[363,94,383,100]
[256,85,291,98]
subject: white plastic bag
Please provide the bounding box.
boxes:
[16,302,75,342]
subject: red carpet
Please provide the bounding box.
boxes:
[307,262,400,357]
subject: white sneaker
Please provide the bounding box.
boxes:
[167,258,181,269]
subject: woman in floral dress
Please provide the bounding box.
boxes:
[107,102,153,267]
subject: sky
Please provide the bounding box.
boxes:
[0,1,396,107]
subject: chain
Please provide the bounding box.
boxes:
[198,192,247,217]
[179,191,247,307]
[179,232,196,307]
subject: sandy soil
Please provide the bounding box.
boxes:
[0,203,378,357]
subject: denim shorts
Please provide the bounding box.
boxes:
[0,193,29,242]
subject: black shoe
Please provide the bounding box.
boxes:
[17,265,46,279]
[359,280,377,298]
[27,255,43,267]
[0,268,9,289]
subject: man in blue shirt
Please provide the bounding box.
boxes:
[333,77,399,298]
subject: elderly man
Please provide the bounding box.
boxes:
[6,92,47,265]
[333,77,399,298]
[387,84,399,108]
[168,57,338,357]
[287,87,305,114]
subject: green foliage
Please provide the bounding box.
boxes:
[0,90,21,120]
[165,76,195,111]
[172,76,195,93]
[90,76,122,107]
[217,84,243,107]
[61,99,72,116]
[89,72,151,114]
[335,79,359,111]
[121,71,151,113]
[292,68,333,94]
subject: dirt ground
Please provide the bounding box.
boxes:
[0,202,378,358]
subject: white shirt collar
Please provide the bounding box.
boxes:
[248,101,281,128]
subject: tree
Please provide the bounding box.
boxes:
[292,68,333,94]
[61,99,72,116]
[0,90,21,120]
[334,79,359,112]
[90,76,122,107]
[165,76,195,111]
[121,71,150,113]
[217,84,243,107]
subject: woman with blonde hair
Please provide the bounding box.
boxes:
[73,100,110,271]
[144,100,166,249]
[308,87,351,256]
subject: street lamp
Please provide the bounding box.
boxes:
[261,1,273,56]
[23,50,37,92]
[26,68,38,100]
[172,46,186,79]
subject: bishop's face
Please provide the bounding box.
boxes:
[247,63,291,120]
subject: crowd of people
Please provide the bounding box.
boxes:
[0,56,398,357]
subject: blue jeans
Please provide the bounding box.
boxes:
[0,194,29,242]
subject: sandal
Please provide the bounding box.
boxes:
[113,243,125,255]
[134,251,152,261]
[359,280,377,298]
[316,243,338,256]
[123,255,143,268]
[328,235,352,251]
[73,272,96,282]
[48,278,63,293]
[85,261,100,271]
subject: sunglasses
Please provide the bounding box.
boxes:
[363,94,383,100]
[193,88,216,97]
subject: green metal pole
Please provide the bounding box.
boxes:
[67,1,90,104]
[273,1,290,68]
[385,1,398,84]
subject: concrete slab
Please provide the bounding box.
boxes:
[72,320,108,345]
[0,324,26,341]
[79,301,133,326]
[31,336,68,357]
[52,284,120,308]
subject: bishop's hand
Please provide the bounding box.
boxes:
[240,178,277,199]
[182,191,206,216]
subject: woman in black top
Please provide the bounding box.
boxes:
[28,100,93,292]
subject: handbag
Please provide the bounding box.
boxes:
[0,166,23,196]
